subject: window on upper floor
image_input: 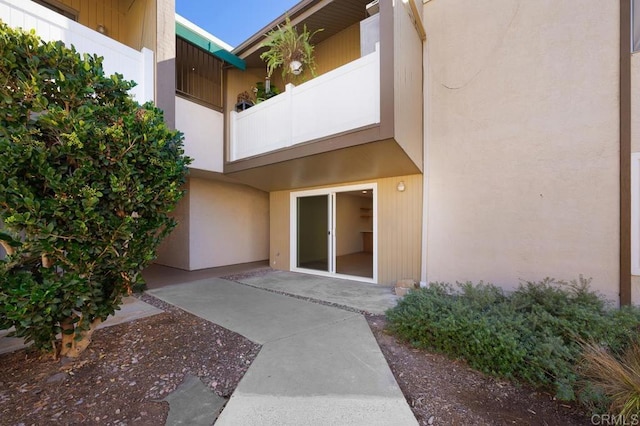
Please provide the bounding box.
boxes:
[32,0,78,21]
[176,36,223,110]
[633,0,640,52]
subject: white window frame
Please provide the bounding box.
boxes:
[631,153,640,275]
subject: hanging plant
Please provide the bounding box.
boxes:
[260,16,323,83]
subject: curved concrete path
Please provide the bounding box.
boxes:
[147,277,417,425]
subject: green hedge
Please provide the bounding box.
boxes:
[386,278,640,404]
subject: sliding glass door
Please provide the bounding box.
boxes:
[291,184,376,283]
[296,195,330,272]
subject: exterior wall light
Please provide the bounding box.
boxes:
[397,181,406,192]
[97,24,106,34]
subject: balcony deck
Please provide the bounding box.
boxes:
[0,0,154,103]
[229,45,380,162]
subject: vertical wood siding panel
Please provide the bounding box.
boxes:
[270,190,291,271]
[270,175,422,285]
[314,23,360,77]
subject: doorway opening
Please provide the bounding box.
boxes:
[290,183,377,283]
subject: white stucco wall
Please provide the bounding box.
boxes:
[423,0,620,301]
[176,96,224,173]
[188,178,269,270]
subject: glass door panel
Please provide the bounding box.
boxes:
[296,195,329,272]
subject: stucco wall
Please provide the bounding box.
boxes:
[155,181,190,269]
[423,0,620,301]
[188,178,269,270]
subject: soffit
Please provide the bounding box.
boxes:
[233,0,373,69]
[224,139,421,192]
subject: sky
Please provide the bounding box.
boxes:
[175,0,301,49]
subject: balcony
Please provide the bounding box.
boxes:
[230,45,380,162]
[223,0,424,192]
[0,0,154,103]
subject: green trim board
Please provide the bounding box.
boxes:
[175,22,246,70]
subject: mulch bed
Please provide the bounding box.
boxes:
[1,291,594,426]
[367,315,589,426]
[0,294,260,426]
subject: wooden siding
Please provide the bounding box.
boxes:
[53,0,124,42]
[270,190,291,271]
[269,174,422,285]
[226,21,360,117]
[121,0,155,51]
[45,0,155,50]
[314,22,360,76]
[377,174,423,285]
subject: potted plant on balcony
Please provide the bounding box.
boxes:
[260,16,323,84]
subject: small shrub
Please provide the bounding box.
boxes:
[580,340,640,417]
[386,277,640,406]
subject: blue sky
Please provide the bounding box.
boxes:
[176,0,301,48]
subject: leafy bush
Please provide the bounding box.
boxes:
[386,278,640,406]
[0,23,190,357]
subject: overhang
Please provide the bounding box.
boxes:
[175,18,246,70]
[233,0,373,69]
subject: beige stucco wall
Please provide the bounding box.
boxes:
[188,178,269,270]
[155,180,190,269]
[270,174,422,285]
[393,0,423,171]
[423,0,620,301]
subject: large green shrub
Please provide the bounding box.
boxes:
[0,23,190,357]
[386,278,640,407]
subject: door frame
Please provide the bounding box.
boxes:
[290,183,378,283]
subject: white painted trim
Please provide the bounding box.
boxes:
[175,14,234,51]
[632,153,640,275]
[290,183,378,284]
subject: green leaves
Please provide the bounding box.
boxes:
[386,278,640,408]
[0,22,190,354]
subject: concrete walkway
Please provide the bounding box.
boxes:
[232,270,399,315]
[147,277,418,425]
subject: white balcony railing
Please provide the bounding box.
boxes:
[0,0,154,103]
[176,96,224,173]
[230,45,380,161]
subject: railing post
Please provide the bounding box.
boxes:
[286,83,295,147]
[230,111,238,161]
[141,48,155,103]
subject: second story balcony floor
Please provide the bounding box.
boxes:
[223,0,425,192]
[0,0,156,103]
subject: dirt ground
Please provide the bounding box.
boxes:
[367,315,590,426]
[0,294,260,426]
[1,295,591,426]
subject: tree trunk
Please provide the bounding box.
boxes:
[61,317,103,358]
[59,315,77,357]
